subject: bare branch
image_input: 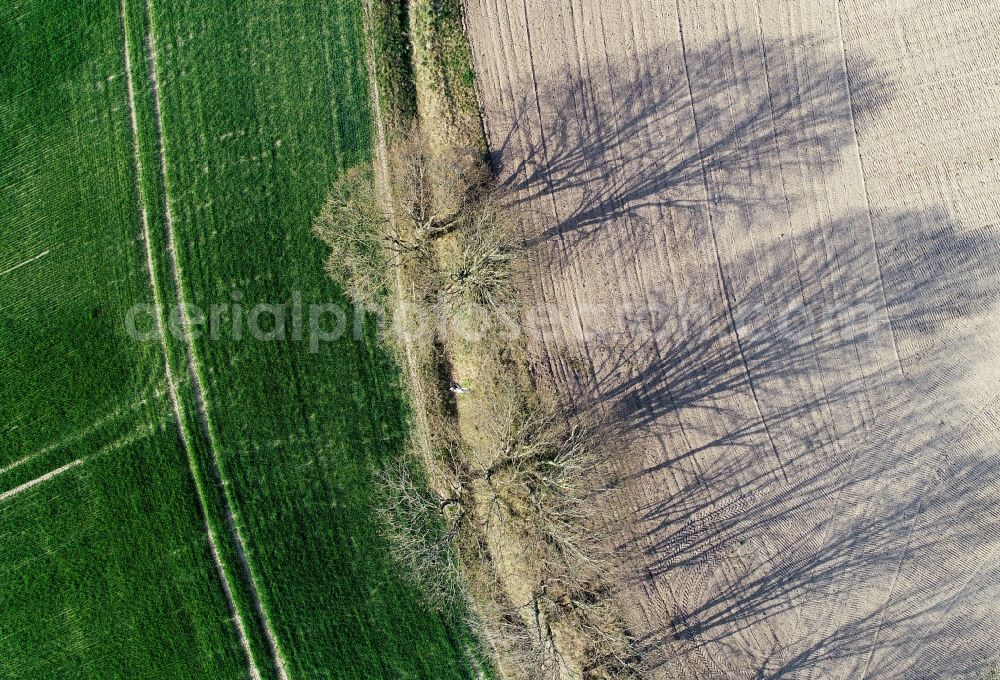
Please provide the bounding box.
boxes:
[375,460,465,611]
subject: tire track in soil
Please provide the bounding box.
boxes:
[120,1,287,677]
[832,0,902,378]
[464,0,1000,677]
[673,0,788,486]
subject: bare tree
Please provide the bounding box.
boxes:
[468,393,646,679]
[466,591,548,680]
[316,127,644,678]
[375,460,464,611]
[446,197,522,312]
[312,165,428,307]
[314,128,509,312]
[478,395,609,566]
[390,124,491,238]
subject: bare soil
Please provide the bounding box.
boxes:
[463,1,1000,677]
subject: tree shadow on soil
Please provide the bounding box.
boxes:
[491,37,891,252]
[491,34,1000,680]
[583,209,1000,679]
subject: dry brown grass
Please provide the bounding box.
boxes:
[374,375,645,678]
[445,197,522,313]
[323,14,647,672]
[471,394,646,680]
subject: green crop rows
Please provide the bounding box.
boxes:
[1,0,477,677]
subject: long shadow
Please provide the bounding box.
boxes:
[594,210,1000,434]
[605,211,1000,677]
[632,441,1000,679]
[493,37,889,249]
[492,32,1000,680]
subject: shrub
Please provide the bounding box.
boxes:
[445,197,521,312]
[375,459,464,611]
[312,165,398,308]
[313,128,507,312]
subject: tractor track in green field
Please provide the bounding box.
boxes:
[0,422,160,504]
[119,1,289,678]
[3,0,485,675]
[0,460,84,504]
[137,10,292,674]
[0,249,50,278]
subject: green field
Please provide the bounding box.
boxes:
[1,0,476,677]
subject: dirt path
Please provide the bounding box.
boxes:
[360,0,433,457]
[463,0,1000,677]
